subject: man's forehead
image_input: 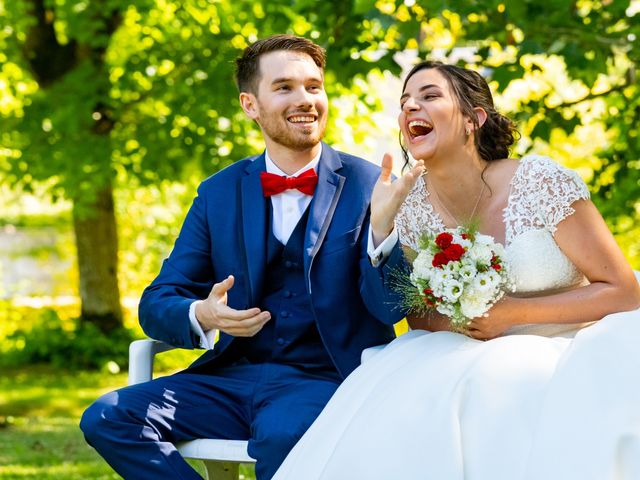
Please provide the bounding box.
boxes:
[259,50,320,72]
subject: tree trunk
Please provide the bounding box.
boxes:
[72,182,123,332]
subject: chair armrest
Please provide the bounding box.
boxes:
[361,344,386,364]
[128,339,177,385]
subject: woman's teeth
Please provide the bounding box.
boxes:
[408,120,433,137]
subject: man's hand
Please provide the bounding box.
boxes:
[370,153,424,246]
[195,275,271,337]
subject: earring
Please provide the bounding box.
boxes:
[465,127,471,136]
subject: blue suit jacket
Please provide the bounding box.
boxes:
[139,143,408,378]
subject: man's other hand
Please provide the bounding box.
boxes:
[195,275,271,337]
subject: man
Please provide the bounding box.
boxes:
[80,34,421,479]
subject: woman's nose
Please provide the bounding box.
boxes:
[402,97,419,112]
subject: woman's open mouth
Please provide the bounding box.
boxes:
[407,120,433,142]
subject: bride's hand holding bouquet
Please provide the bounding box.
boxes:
[397,225,516,339]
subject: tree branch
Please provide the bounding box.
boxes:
[551,83,629,110]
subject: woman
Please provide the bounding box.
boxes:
[272,61,640,480]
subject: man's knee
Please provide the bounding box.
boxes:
[251,425,304,466]
[250,427,304,480]
[80,391,120,445]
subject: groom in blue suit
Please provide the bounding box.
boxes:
[81,34,419,479]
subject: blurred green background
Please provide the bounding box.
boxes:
[1,0,638,478]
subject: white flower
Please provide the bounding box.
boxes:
[472,272,497,293]
[411,251,433,281]
[486,270,502,288]
[459,292,488,319]
[459,239,473,250]
[429,277,445,298]
[458,263,477,281]
[442,279,464,302]
[436,303,456,317]
[468,244,493,264]
[475,233,496,246]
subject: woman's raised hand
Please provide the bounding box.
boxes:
[370,153,425,245]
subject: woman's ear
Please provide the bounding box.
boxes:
[474,107,488,128]
[465,107,487,136]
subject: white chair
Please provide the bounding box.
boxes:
[128,339,385,479]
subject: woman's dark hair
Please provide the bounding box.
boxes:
[400,60,519,169]
[235,35,326,94]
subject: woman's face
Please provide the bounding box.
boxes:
[398,68,468,161]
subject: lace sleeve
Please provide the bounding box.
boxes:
[506,155,590,241]
[396,176,444,251]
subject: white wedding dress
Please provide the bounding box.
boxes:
[273,155,640,480]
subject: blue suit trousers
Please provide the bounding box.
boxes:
[80,363,340,479]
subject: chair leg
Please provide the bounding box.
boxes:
[202,460,239,480]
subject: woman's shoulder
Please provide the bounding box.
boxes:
[516,154,579,179]
[505,154,591,235]
[510,154,589,197]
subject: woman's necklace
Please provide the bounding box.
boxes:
[426,174,486,226]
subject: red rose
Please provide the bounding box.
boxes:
[444,243,465,261]
[435,232,453,249]
[492,264,502,271]
[432,252,449,267]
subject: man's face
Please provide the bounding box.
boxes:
[244,50,328,151]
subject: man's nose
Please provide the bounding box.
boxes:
[293,87,314,108]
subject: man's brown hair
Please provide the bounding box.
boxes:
[235,34,326,94]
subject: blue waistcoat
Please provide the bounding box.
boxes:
[217,203,338,378]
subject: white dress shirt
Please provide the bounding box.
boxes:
[189,147,397,349]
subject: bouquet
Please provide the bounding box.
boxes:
[396,226,514,332]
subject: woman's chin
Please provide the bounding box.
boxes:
[407,143,435,161]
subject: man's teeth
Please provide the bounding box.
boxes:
[408,120,433,136]
[289,116,316,123]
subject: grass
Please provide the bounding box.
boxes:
[0,366,129,479]
[0,365,256,479]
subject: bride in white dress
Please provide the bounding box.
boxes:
[273,61,640,480]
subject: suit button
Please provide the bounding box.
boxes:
[283,290,292,298]
[280,311,289,318]
[284,260,293,268]
[277,338,285,346]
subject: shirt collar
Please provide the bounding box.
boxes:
[264,145,322,176]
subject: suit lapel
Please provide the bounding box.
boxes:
[304,143,345,277]
[240,154,267,305]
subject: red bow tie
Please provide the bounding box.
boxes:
[260,169,318,197]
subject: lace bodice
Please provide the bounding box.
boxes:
[396,155,592,336]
